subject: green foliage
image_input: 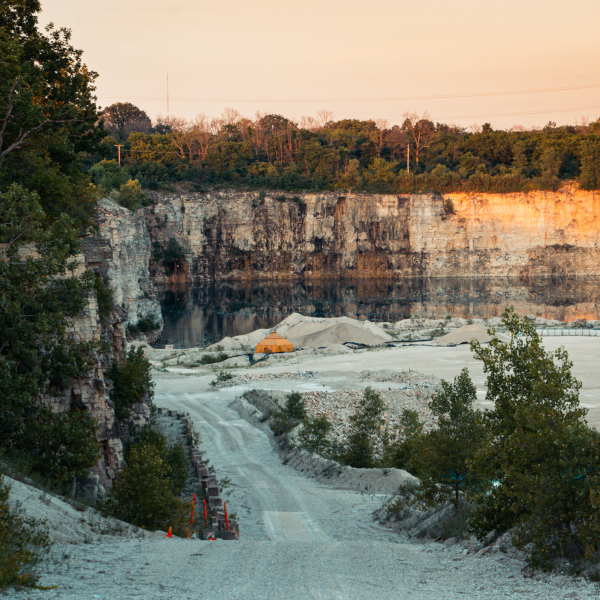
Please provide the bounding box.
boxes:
[131,427,188,495]
[118,179,150,211]
[469,309,600,568]
[87,105,600,193]
[298,414,333,454]
[579,140,600,190]
[270,412,295,436]
[128,315,161,335]
[152,238,185,273]
[93,273,114,322]
[210,370,233,386]
[381,408,424,470]
[198,352,228,365]
[0,186,99,485]
[0,474,51,591]
[104,440,191,534]
[444,198,456,214]
[284,391,306,421]
[88,159,131,192]
[343,387,386,468]
[0,2,103,231]
[106,348,155,421]
[410,369,487,508]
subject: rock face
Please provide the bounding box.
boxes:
[142,186,600,282]
[42,260,151,492]
[94,198,163,334]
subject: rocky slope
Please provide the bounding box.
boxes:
[140,185,600,283]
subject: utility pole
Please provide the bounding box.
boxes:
[407,144,410,174]
[115,144,124,166]
[167,73,170,117]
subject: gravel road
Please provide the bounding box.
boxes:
[9,371,598,599]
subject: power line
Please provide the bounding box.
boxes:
[96,65,600,83]
[431,104,600,121]
[96,82,600,104]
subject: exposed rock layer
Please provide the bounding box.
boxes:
[140,186,600,282]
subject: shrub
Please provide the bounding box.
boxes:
[381,408,424,470]
[343,387,386,468]
[118,179,150,211]
[128,315,161,335]
[271,412,295,436]
[93,274,114,323]
[469,308,600,569]
[284,391,306,421]
[444,198,456,214]
[198,352,228,365]
[104,442,191,534]
[410,369,486,508]
[0,474,51,591]
[153,238,185,272]
[106,348,155,421]
[210,370,233,386]
[298,415,332,454]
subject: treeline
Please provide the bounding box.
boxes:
[93,103,600,194]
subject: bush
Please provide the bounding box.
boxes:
[381,408,424,470]
[210,370,232,386]
[104,441,191,534]
[284,391,306,421]
[93,274,114,322]
[343,387,386,468]
[106,348,155,421]
[298,415,332,454]
[128,315,161,335]
[198,352,228,365]
[410,369,486,509]
[118,179,150,211]
[469,308,600,569]
[271,411,295,436]
[0,475,51,591]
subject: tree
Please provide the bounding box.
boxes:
[284,391,306,421]
[103,102,152,138]
[579,139,600,190]
[411,369,486,508]
[469,309,600,568]
[105,442,191,534]
[0,1,103,230]
[344,387,386,468]
[402,111,435,164]
[0,475,51,591]
[0,185,99,484]
[106,347,155,421]
[298,414,332,454]
[381,408,424,470]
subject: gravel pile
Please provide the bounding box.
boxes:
[301,383,438,444]
[213,370,317,388]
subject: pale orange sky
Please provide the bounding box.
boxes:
[41,0,600,129]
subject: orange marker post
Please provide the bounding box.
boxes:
[167,526,172,538]
[224,502,230,532]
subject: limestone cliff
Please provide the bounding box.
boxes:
[142,186,600,282]
[94,198,163,333]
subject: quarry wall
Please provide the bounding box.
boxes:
[133,185,600,283]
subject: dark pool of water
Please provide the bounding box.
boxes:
[157,277,600,348]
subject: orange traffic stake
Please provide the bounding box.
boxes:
[224,502,230,532]
[167,526,172,538]
[203,499,208,528]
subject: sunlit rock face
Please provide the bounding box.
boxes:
[138,186,600,282]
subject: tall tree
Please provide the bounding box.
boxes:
[0,0,103,230]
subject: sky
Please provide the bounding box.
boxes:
[40,0,600,130]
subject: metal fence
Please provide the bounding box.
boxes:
[537,329,600,337]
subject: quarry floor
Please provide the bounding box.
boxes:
[9,338,600,599]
